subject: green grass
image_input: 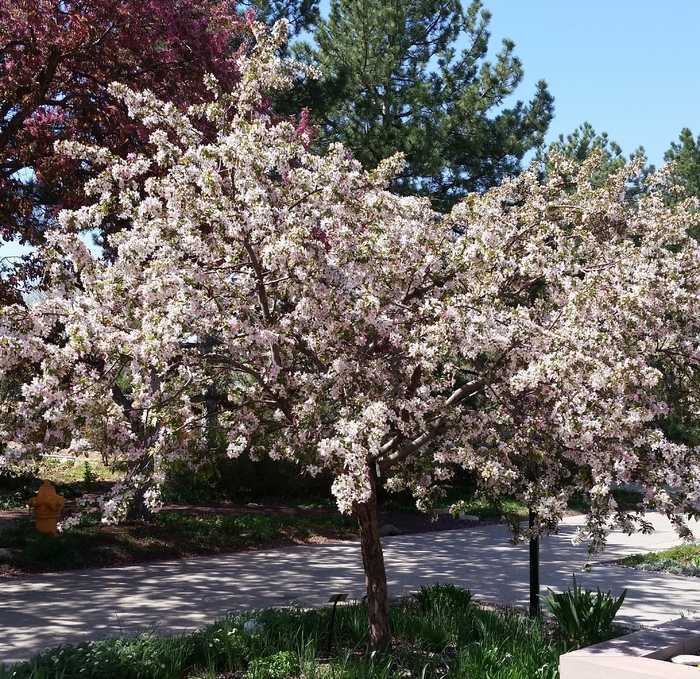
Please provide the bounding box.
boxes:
[1,584,572,679]
[398,481,528,523]
[0,510,356,574]
[618,543,700,577]
[567,488,644,514]
[436,483,528,522]
[431,482,643,522]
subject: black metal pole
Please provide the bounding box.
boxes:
[529,462,541,618]
[326,600,339,655]
[529,506,540,618]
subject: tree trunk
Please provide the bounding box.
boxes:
[129,485,154,521]
[127,458,155,521]
[353,463,392,651]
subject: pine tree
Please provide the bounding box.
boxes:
[665,127,700,201]
[289,0,553,211]
[245,0,319,38]
[539,122,652,198]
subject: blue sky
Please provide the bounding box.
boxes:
[482,1,700,168]
[2,1,699,261]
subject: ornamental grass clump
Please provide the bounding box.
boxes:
[540,575,627,649]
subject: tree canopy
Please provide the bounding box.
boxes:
[538,122,652,196]
[0,0,256,248]
[286,0,554,211]
[3,21,700,649]
[665,127,700,202]
[243,0,319,38]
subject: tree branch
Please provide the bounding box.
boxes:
[242,236,283,368]
[378,378,484,471]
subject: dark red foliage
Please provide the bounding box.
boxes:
[0,0,251,246]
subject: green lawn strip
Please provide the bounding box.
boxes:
[0,511,357,574]
[618,544,700,577]
[433,484,644,522]
[430,483,529,521]
[1,584,569,679]
[449,497,528,521]
[0,458,120,510]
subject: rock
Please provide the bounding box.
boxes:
[243,619,265,633]
[671,655,700,666]
[378,523,402,536]
[0,548,16,559]
[458,513,480,522]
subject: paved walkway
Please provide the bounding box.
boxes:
[2,513,700,667]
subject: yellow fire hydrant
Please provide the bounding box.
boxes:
[27,481,66,535]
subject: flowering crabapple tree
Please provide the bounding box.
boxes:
[3,20,700,650]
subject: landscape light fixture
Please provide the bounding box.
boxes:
[326,592,349,654]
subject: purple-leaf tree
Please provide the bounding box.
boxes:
[3,20,700,650]
[0,0,252,303]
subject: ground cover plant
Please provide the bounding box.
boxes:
[0,505,356,576]
[1,584,573,678]
[618,544,700,578]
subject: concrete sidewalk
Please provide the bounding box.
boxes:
[2,513,700,667]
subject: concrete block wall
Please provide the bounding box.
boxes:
[560,617,700,679]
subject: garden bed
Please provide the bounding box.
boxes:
[2,584,565,678]
[0,501,476,577]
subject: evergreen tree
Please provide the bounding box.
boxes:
[542,122,626,176]
[539,122,652,197]
[665,127,700,201]
[244,0,319,38]
[289,0,553,211]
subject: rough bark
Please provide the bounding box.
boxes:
[130,486,154,521]
[353,463,392,651]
